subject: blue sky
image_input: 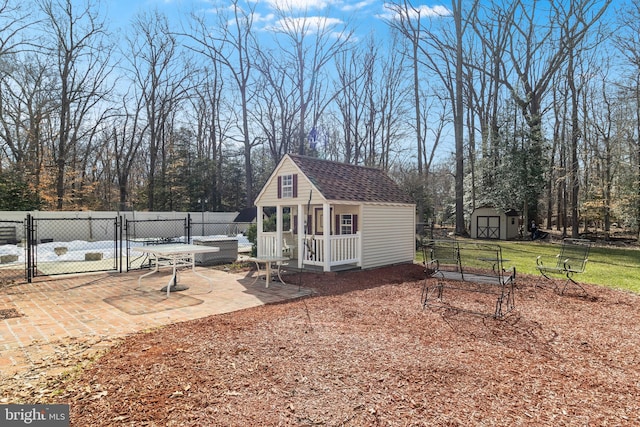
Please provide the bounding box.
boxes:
[104,0,451,38]
[98,0,455,160]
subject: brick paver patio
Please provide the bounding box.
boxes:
[0,267,310,376]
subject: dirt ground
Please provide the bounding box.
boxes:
[4,263,640,426]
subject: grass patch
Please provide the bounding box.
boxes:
[418,238,640,294]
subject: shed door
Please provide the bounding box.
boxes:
[477,216,500,239]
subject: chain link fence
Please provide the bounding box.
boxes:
[0,214,253,285]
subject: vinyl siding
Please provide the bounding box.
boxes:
[360,204,416,269]
[255,158,326,207]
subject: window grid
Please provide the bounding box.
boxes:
[281,175,293,198]
[341,214,353,235]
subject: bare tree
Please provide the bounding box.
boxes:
[334,35,408,170]
[550,71,569,234]
[384,1,427,176]
[125,9,189,210]
[386,0,473,234]
[478,0,610,224]
[186,0,257,208]
[616,0,640,241]
[267,4,353,156]
[37,0,115,209]
[0,54,56,184]
[252,49,301,164]
[562,3,610,237]
[467,1,514,212]
[0,0,33,57]
[587,70,621,239]
[335,40,371,164]
[451,0,466,235]
[375,34,411,171]
[111,92,148,211]
[188,65,229,211]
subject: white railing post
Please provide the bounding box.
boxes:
[356,231,362,266]
[323,203,330,272]
[256,206,263,256]
[276,205,283,257]
[297,203,304,268]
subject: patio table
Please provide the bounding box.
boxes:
[248,255,290,288]
[135,243,219,296]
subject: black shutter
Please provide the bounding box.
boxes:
[277,176,282,198]
[293,174,298,197]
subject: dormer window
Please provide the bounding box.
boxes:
[277,174,298,198]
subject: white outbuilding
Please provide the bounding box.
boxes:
[254,154,416,272]
[470,206,520,240]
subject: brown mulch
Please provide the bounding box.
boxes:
[0,308,22,320]
[4,263,640,426]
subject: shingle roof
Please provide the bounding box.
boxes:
[233,206,256,223]
[288,154,414,204]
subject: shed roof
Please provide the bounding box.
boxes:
[233,207,256,223]
[473,206,520,217]
[288,154,414,204]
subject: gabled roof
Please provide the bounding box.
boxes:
[288,154,414,204]
[233,207,256,223]
[474,205,520,217]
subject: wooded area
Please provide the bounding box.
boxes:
[0,0,636,240]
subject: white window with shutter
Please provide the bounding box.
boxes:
[281,174,293,198]
[340,214,353,235]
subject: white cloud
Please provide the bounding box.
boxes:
[266,0,340,11]
[379,3,452,20]
[254,12,276,23]
[268,15,345,34]
[341,0,376,13]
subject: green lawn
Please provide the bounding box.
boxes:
[418,238,640,294]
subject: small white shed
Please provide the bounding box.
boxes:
[470,207,520,240]
[254,154,416,272]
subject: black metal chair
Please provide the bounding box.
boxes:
[536,238,592,295]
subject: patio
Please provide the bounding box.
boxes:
[0,266,311,378]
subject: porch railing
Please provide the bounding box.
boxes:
[258,232,360,268]
[258,232,278,257]
[330,234,359,265]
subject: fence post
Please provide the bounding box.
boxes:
[187,214,192,243]
[117,216,122,273]
[25,214,33,283]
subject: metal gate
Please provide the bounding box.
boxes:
[124,218,189,271]
[25,215,121,282]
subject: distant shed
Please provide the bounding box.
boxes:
[470,207,520,240]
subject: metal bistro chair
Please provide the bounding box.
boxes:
[536,238,592,295]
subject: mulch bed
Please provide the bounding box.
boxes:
[3,263,640,426]
[0,308,22,320]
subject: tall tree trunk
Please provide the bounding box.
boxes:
[568,51,580,238]
[453,0,466,236]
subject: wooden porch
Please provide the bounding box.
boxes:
[258,232,361,272]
